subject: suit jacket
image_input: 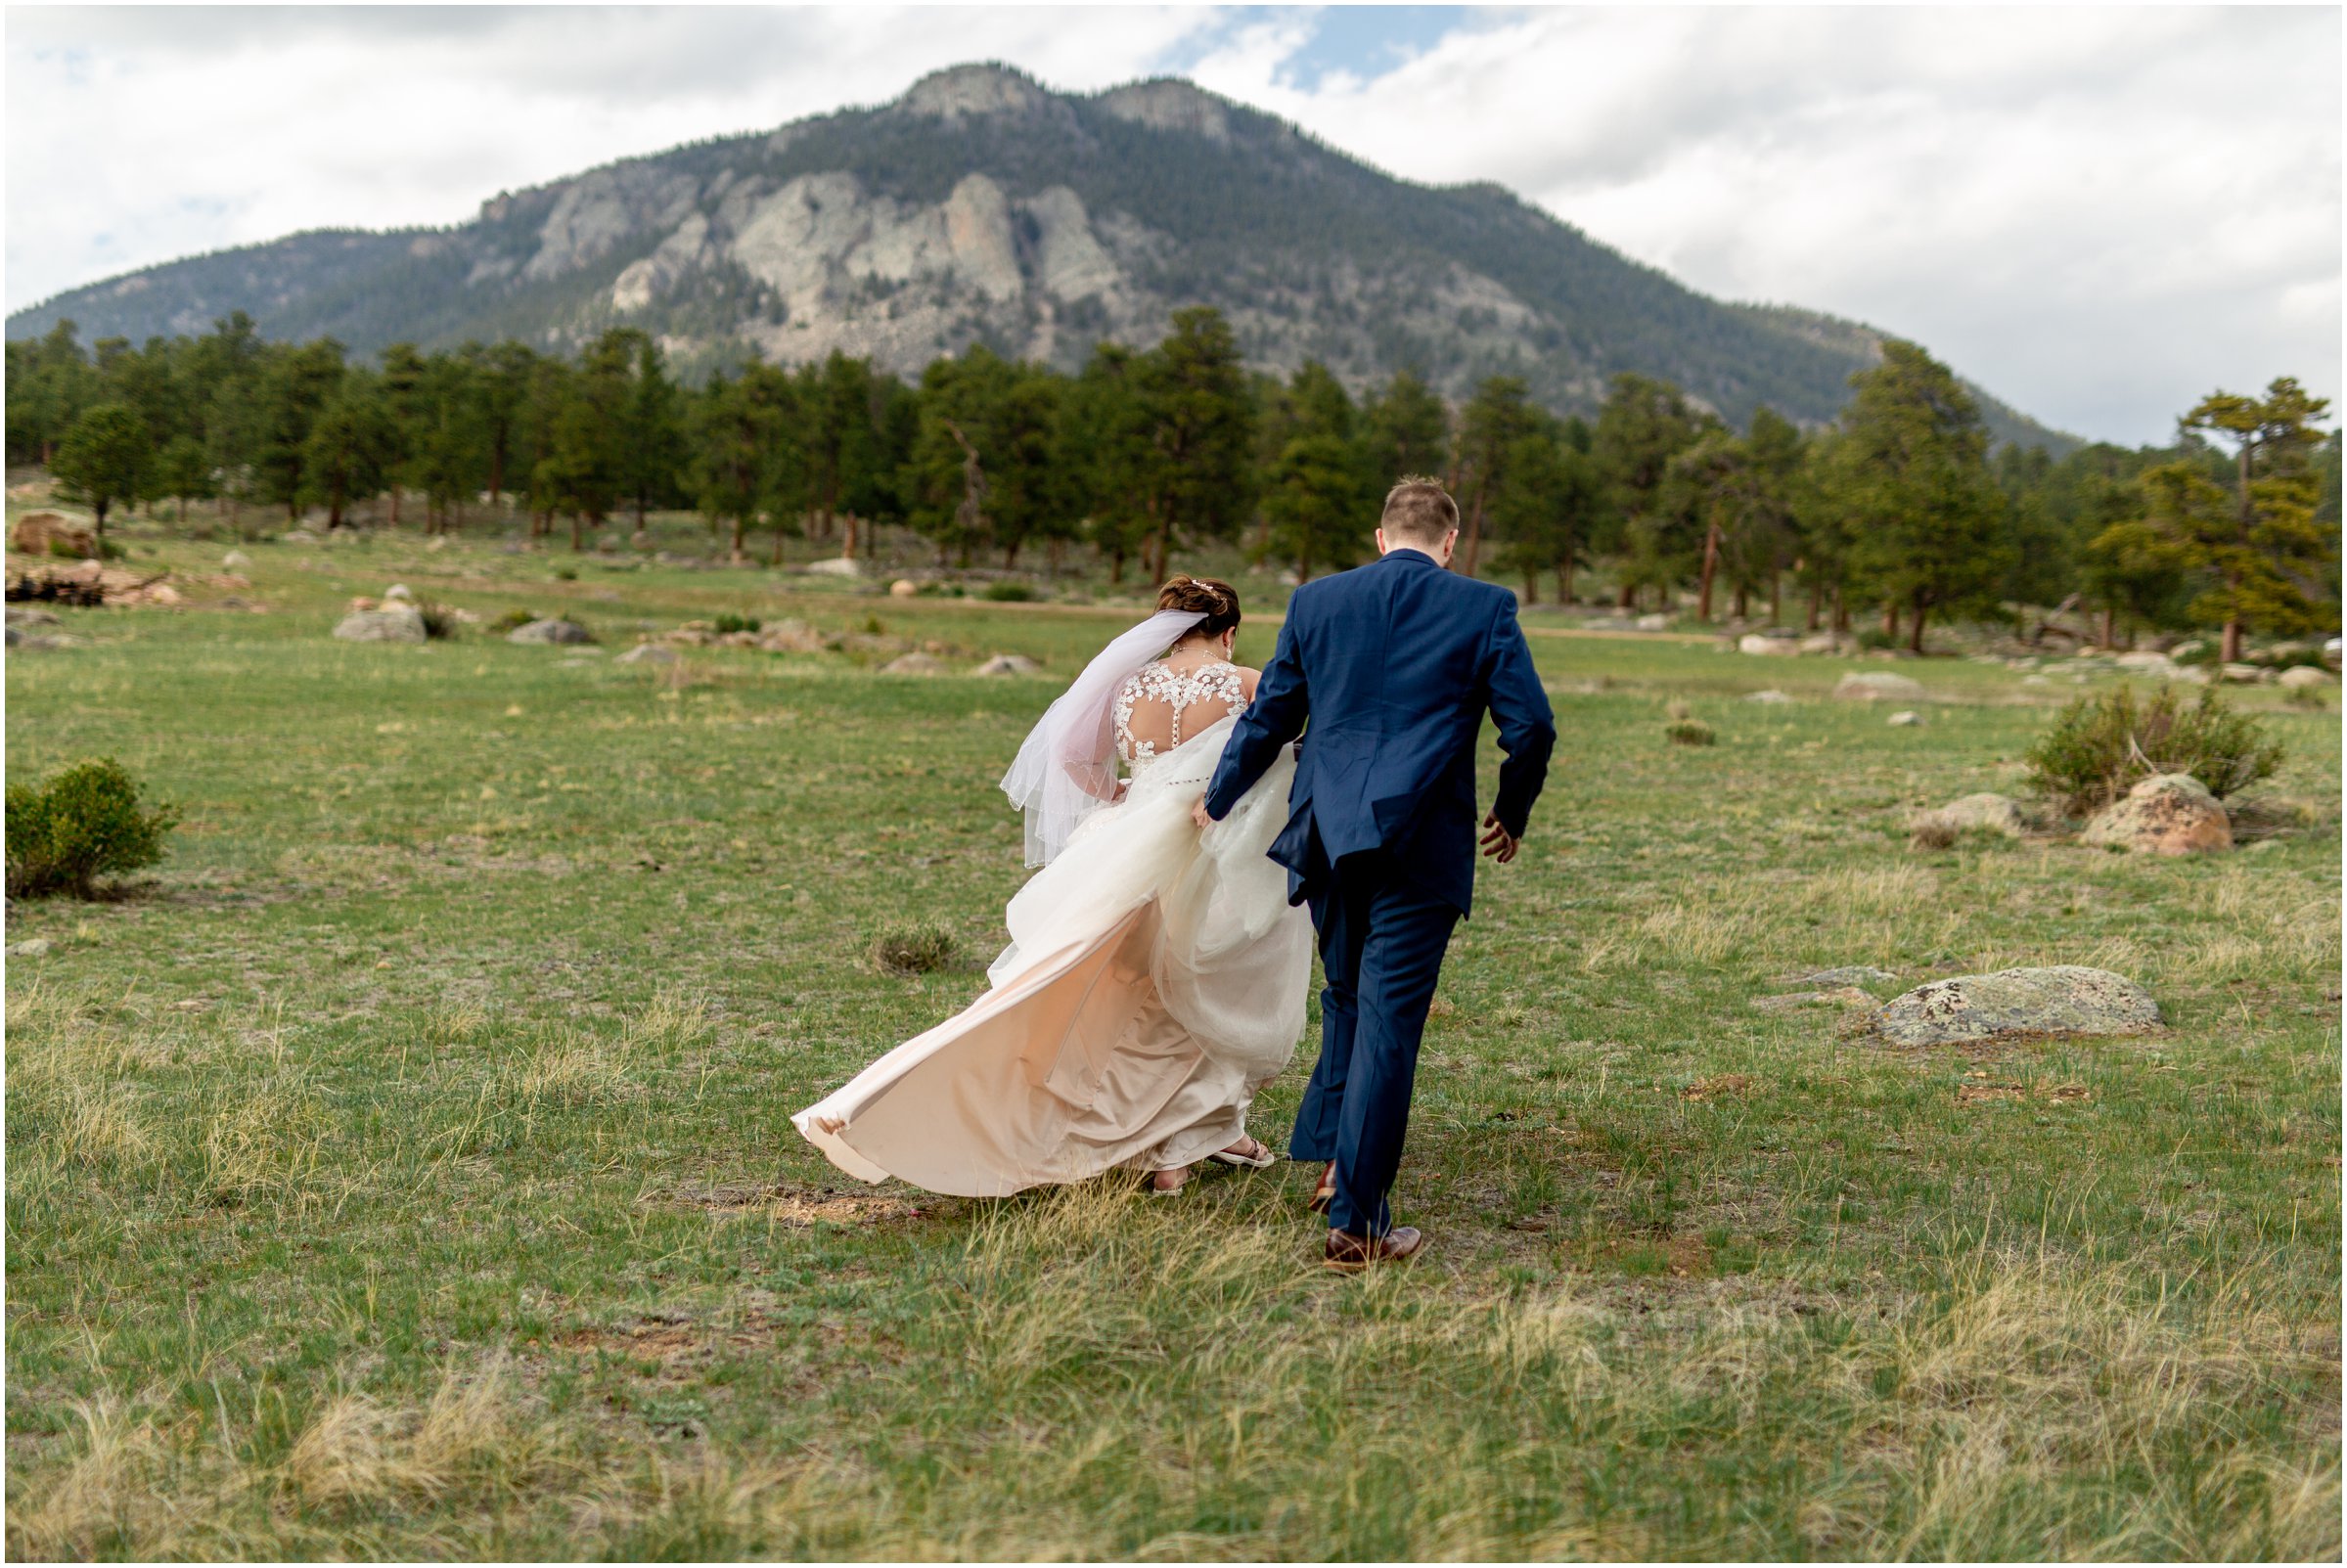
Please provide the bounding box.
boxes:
[1202,548,1557,915]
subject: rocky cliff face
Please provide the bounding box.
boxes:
[5,63,2073,447]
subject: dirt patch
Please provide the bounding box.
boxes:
[1682,1073,1754,1102]
[661,1182,927,1227]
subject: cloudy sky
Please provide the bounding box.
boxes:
[6,5,2337,444]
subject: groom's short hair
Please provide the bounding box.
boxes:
[1380,477,1460,545]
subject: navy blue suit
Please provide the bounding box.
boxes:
[1202,548,1556,1236]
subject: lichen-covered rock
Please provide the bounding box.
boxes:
[2278,665,2331,689]
[1935,793,2027,837]
[2081,773,2232,856]
[334,606,427,644]
[1872,965,2161,1046]
[1833,672,1925,701]
[507,618,592,645]
[973,653,1041,676]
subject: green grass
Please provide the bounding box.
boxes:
[7,520,2341,1559]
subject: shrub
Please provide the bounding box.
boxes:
[489,607,536,634]
[982,582,1035,603]
[1854,627,1897,650]
[2283,683,2329,710]
[870,919,961,975]
[553,566,577,582]
[1908,814,1961,852]
[713,613,761,635]
[2024,684,2282,816]
[1664,719,1715,747]
[6,759,179,898]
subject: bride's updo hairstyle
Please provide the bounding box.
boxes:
[1157,575,1241,640]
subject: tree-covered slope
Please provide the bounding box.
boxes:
[6,64,2077,449]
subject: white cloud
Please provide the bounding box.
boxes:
[6,5,2337,445]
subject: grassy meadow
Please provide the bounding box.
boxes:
[5,514,2342,1559]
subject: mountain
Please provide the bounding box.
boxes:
[5,63,2076,451]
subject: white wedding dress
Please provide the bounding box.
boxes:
[792,659,1313,1196]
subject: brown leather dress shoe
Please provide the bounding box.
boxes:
[1324,1226,1425,1271]
[1306,1162,1336,1214]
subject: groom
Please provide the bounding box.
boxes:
[1197,478,1556,1269]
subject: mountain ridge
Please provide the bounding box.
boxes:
[6,63,2078,452]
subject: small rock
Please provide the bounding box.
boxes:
[804,557,863,579]
[2171,666,2212,686]
[1797,633,1843,654]
[6,606,61,629]
[6,937,54,958]
[616,644,680,665]
[284,527,319,543]
[221,550,252,568]
[2021,674,2054,687]
[2220,662,2272,684]
[2081,773,2232,855]
[879,651,948,675]
[1935,793,2027,837]
[383,583,415,603]
[507,618,592,646]
[1887,710,1924,727]
[1872,965,2162,1047]
[2278,666,2330,689]
[1752,986,1875,1013]
[1793,965,1898,987]
[755,619,828,653]
[1634,612,1672,632]
[889,579,919,598]
[1738,634,1797,655]
[1833,672,1926,702]
[333,606,427,644]
[1744,689,1792,704]
[973,653,1041,676]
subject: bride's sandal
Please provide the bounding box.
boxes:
[1149,1167,1191,1196]
[1209,1136,1277,1170]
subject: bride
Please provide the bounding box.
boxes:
[793,577,1314,1197]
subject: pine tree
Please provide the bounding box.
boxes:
[2172,379,2336,660]
[51,403,148,536]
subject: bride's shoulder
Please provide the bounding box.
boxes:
[1229,662,1261,698]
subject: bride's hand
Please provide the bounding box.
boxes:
[1112,781,1130,804]
[1190,797,1214,831]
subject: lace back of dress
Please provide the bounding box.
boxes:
[1113,660,1247,766]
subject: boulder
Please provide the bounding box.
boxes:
[2220,662,2272,684]
[2114,650,2179,677]
[10,512,97,558]
[1797,633,1842,654]
[1887,710,1925,727]
[221,550,251,569]
[2081,773,2232,855]
[507,618,592,646]
[1634,612,1672,631]
[973,653,1041,676]
[2172,666,2212,686]
[889,579,919,599]
[756,619,829,653]
[6,937,54,958]
[1738,634,1797,655]
[1936,793,2028,837]
[879,651,948,675]
[383,583,415,603]
[1744,689,1793,704]
[2278,665,2331,690]
[804,557,863,579]
[1833,672,1925,702]
[1871,965,2162,1047]
[333,605,427,644]
[6,606,61,629]
[616,644,680,666]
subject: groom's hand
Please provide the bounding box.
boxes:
[1479,812,1520,864]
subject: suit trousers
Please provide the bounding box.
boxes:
[1287,849,1461,1237]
